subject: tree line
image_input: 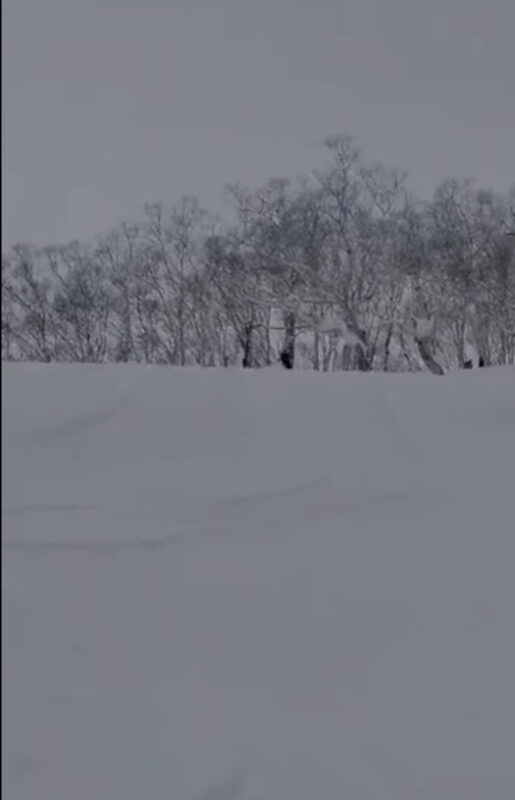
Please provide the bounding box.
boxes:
[3,135,514,372]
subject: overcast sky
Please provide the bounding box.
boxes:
[2,0,514,248]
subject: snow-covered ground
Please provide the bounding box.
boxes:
[2,362,515,800]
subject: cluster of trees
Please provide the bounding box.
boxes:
[3,136,514,372]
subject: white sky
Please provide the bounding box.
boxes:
[2,0,514,248]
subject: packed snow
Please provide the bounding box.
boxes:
[2,362,515,800]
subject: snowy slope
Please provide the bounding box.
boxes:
[2,362,515,800]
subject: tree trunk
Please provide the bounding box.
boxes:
[283,311,296,369]
[355,343,370,371]
[383,323,393,372]
[313,330,320,371]
[241,324,253,368]
[415,337,444,375]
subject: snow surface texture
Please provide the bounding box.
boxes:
[2,362,515,800]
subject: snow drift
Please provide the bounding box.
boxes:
[2,362,515,799]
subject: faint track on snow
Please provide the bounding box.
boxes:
[1,484,415,553]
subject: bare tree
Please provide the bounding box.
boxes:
[314,135,408,370]
[203,234,269,368]
[45,242,110,362]
[140,197,207,365]
[2,133,512,375]
[97,224,141,362]
[2,245,55,362]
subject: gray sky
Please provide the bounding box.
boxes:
[3,0,514,249]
